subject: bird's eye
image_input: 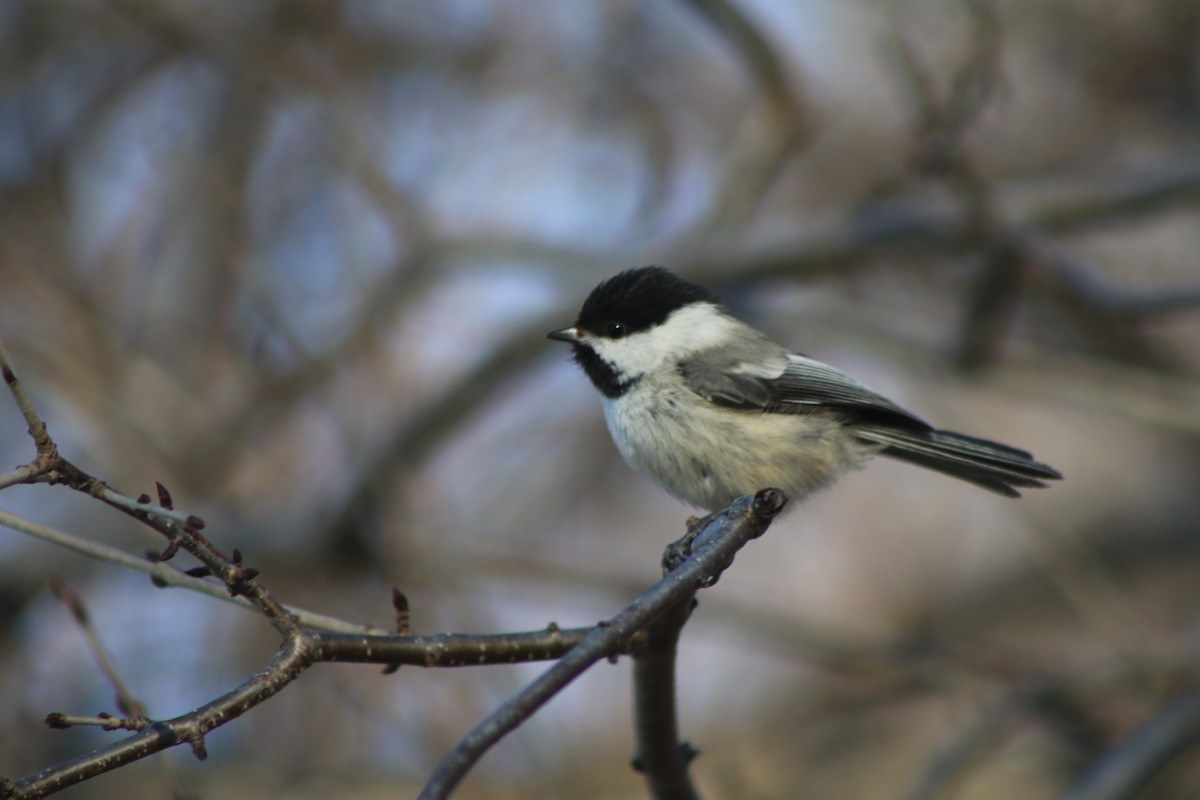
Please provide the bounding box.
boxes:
[603,322,627,339]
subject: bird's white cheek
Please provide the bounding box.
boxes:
[588,306,734,377]
[588,336,662,381]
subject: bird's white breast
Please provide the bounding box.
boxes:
[602,371,879,511]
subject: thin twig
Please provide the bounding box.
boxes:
[40,583,199,798]
[0,337,54,455]
[0,507,375,633]
[0,463,47,491]
[1,619,601,799]
[48,578,147,718]
[44,713,150,733]
[95,487,202,530]
[4,634,312,798]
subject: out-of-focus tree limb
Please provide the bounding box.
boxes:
[901,683,1071,800]
[1062,690,1200,800]
[677,0,812,225]
[686,153,1200,281]
[322,310,569,558]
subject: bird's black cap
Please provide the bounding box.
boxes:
[576,266,718,337]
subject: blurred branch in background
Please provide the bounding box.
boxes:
[1,0,1199,797]
[679,0,814,226]
[1062,690,1200,800]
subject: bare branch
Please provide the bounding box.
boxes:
[0,507,381,633]
[0,338,54,456]
[43,713,149,733]
[94,487,204,531]
[0,464,48,492]
[2,618,601,798]
[5,634,310,798]
[48,578,147,719]
[311,625,589,669]
[631,589,701,800]
[417,489,788,800]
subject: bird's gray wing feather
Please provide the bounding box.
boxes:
[678,347,1061,498]
[679,351,930,430]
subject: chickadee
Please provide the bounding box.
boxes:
[548,266,1061,511]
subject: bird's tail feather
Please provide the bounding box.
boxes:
[857,427,1063,498]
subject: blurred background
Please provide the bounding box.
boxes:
[1,0,1199,797]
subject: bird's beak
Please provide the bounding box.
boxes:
[547,326,582,343]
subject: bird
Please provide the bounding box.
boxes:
[547,266,1061,512]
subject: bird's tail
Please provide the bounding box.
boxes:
[856,427,1063,498]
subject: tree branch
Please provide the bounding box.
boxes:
[417,489,788,800]
[2,334,791,798]
[631,591,701,800]
[0,507,381,633]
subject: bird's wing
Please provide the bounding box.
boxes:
[679,351,931,430]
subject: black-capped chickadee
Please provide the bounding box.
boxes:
[549,266,1061,511]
